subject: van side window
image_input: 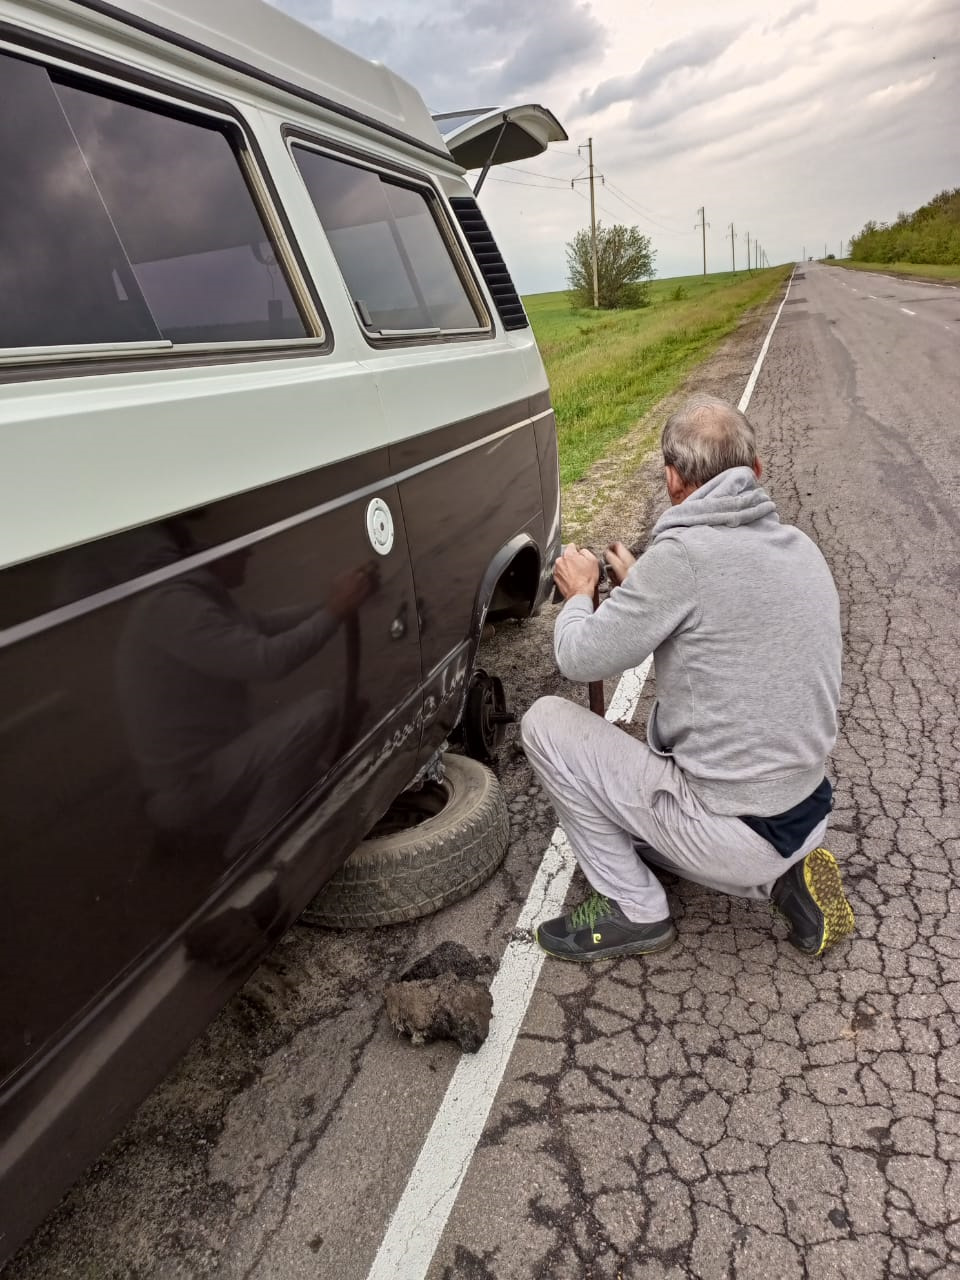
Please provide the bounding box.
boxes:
[292,147,483,336]
[0,50,309,353]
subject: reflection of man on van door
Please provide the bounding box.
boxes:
[116,529,374,860]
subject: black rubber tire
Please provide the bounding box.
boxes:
[302,754,509,928]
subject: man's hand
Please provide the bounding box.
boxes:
[553,544,600,601]
[605,541,637,587]
[327,564,377,621]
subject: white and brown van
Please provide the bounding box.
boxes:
[0,0,564,1257]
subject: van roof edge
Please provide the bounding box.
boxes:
[58,0,457,165]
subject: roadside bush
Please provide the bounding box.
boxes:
[849,189,960,265]
[618,282,653,308]
[566,223,656,309]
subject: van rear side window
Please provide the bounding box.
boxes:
[292,146,484,337]
[0,50,309,354]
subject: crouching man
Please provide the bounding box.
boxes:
[522,393,854,962]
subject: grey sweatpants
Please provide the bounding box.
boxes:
[521,695,828,924]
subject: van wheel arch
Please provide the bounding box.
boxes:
[473,535,541,634]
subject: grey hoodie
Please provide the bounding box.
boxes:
[554,467,841,816]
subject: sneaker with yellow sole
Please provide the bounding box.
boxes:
[771,846,855,956]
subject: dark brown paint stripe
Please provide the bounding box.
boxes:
[389,394,552,470]
[1,396,553,635]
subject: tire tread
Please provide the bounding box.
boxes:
[302,756,509,928]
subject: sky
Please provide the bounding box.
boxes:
[269,0,959,293]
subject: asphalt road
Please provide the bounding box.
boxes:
[12,265,960,1279]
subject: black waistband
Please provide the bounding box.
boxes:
[740,777,833,858]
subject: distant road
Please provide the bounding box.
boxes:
[820,260,960,340]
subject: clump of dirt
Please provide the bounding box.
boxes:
[399,940,495,982]
[384,942,496,1052]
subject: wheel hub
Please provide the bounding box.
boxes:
[462,669,515,762]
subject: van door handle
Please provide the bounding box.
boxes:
[389,602,408,640]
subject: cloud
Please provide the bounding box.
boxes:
[625,55,791,131]
[268,0,607,109]
[577,24,747,115]
[768,0,817,33]
[486,1,607,97]
[266,0,960,290]
[596,0,956,169]
[865,70,937,109]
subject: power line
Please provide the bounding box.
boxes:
[601,185,696,237]
[571,184,621,224]
[486,174,574,190]
[501,164,579,184]
[489,155,698,239]
[602,181,691,234]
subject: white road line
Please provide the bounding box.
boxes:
[365,668,649,1280]
[366,268,792,1280]
[868,271,959,291]
[738,266,796,413]
[901,307,916,316]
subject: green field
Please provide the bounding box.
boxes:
[525,267,792,487]
[826,259,960,282]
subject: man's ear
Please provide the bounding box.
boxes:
[665,465,687,503]
[753,457,763,480]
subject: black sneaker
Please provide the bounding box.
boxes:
[771,846,855,956]
[536,890,676,962]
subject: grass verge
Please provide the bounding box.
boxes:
[525,267,791,487]
[825,259,960,282]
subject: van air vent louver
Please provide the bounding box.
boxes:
[449,196,529,331]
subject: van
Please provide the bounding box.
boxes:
[0,0,564,1258]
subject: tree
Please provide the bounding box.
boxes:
[566,222,656,309]
[848,188,960,266]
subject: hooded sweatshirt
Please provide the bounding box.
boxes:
[554,467,841,817]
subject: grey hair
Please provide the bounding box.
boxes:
[661,394,758,489]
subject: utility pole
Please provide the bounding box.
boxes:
[572,138,604,308]
[745,230,751,272]
[695,206,709,275]
[755,240,760,270]
[728,222,736,273]
[802,244,806,261]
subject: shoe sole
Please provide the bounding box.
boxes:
[535,926,678,963]
[803,847,855,956]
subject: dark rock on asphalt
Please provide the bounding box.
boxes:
[384,972,493,1053]
[386,943,496,1052]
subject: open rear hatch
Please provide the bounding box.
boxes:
[433,104,567,193]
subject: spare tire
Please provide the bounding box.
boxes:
[302,754,509,928]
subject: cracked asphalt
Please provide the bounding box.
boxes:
[12,264,960,1278]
